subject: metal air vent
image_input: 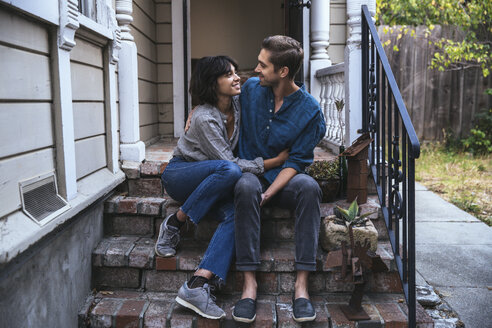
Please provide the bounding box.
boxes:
[19,172,70,226]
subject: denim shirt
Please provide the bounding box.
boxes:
[238,77,326,184]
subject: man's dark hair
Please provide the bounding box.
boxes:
[189,56,238,105]
[261,35,303,80]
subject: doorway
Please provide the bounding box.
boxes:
[190,0,285,73]
[173,0,309,135]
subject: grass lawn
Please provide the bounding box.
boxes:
[415,142,491,226]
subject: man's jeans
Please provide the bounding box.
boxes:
[234,172,322,271]
[161,156,241,280]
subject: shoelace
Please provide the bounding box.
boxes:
[162,225,180,246]
[202,283,217,310]
[208,276,225,294]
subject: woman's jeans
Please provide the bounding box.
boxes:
[161,156,241,280]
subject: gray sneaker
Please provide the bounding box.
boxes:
[176,282,226,320]
[155,214,180,257]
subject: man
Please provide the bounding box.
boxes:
[232,35,326,323]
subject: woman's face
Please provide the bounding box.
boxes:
[216,64,241,98]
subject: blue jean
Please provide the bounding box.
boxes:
[161,156,241,280]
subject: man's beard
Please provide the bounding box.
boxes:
[259,75,279,87]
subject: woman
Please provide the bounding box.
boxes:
[155,56,288,319]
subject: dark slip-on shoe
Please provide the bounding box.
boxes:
[232,298,257,323]
[292,297,316,322]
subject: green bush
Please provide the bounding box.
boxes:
[377,0,492,76]
[306,160,339,180]
[461,108,492,155]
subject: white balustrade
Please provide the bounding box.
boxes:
[315,63,345,152]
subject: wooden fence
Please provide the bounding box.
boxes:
[378,25,492,141]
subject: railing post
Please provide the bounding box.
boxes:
[344,0,376,145]
[116,0,145,162]
[310,0,331,102]
[361,4,418,326]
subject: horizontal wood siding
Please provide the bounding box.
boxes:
[329,0,347,65]
[0,149,56,218]
[0,103,54,158]
[132,0,159,142]
[0,9,50,54]
[74,135,107,179]
[0,7,54,218]
[71,36,107,179]
[139,104,159,126]
[0,44,52,101]
[73,103,105,140]
[71,62,104,101]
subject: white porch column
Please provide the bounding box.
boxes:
[344,0,375,145]
[116,0,145,162]
[309,0,331,102]
[344,0,360,145]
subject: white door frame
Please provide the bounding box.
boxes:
[171,0,191,137]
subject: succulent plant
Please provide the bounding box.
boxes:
[335,198,375,226]
[335,99,345,112]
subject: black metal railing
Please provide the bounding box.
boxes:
[361,5,420,327]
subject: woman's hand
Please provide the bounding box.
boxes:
[184,107,197,133]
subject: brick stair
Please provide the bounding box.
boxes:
[78,139,434,327]
[80,290,433,328]
[91,234,400,294]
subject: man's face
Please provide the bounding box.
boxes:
[254,49,281,87]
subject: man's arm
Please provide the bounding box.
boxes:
[260,167,297,206]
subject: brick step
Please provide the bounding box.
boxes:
[79,290,434,327]
[92,237,400,294]
[103,194,389,242]
[122,161,168,198]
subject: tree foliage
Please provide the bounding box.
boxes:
[376,0,492,77]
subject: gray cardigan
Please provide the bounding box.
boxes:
[173,96,264,175]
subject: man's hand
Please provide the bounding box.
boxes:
[260,191,273,206]
[260,167,297,206]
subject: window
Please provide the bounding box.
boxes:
[78,0,97,21]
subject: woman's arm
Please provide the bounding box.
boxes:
[189,110,288,174]
[191,113,265,174]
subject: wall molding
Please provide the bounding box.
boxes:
[58,0,79,51]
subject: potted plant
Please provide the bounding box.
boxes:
[306,160,340,203]
[320,198,378,252]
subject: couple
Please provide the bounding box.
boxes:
[155,35,326,323]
